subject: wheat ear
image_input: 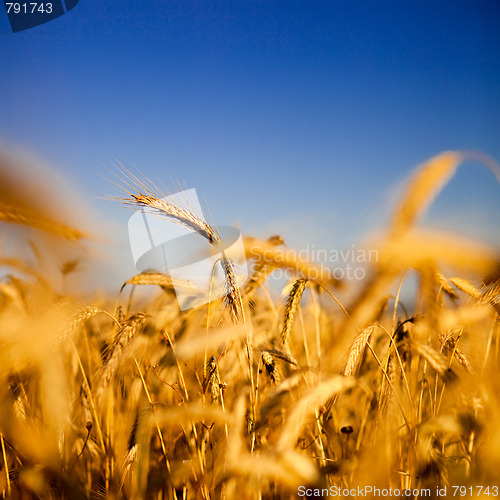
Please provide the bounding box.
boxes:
[342,325,375,377]
[281,279,307,344]
[390,152,463,236]
[261,351,280,384]
[95,313,147,402]
[440,330,472,372]
[125,193,220,244]
[55,306,119,347]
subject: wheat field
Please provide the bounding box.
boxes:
[0,151,499,499]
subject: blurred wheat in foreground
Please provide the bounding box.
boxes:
[1,151,500,499]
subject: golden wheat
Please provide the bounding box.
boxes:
[1,151,500,498]
[280,279,307,345]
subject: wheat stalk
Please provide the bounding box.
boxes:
[244,264,274,297]
[439,330,472,372]
[121,273,175,291]
[126,193,220,244]
[281,279,307,345]
[118,175,244,323]
[390,152,463,236]
[55,306,119,347]
[203,355,225,405]
[276,375,356,452]
[377,354,396,414]
[411,340,453,379]
[435,272,458,300]
[219,254,244,324]
[95,313,147,402]
[342,325,375,377]
[244,237,341,287]
[0,202,86,241]
[449,277,482,299]
[450,277,500,314]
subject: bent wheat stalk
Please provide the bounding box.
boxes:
[125,193,220,245]
[55,306,120,347]
[117,171,243,324]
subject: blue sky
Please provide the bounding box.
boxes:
[1,1,499,286]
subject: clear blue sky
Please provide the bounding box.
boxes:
[1,1,499,273]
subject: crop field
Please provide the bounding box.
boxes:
[0,151,499,499]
